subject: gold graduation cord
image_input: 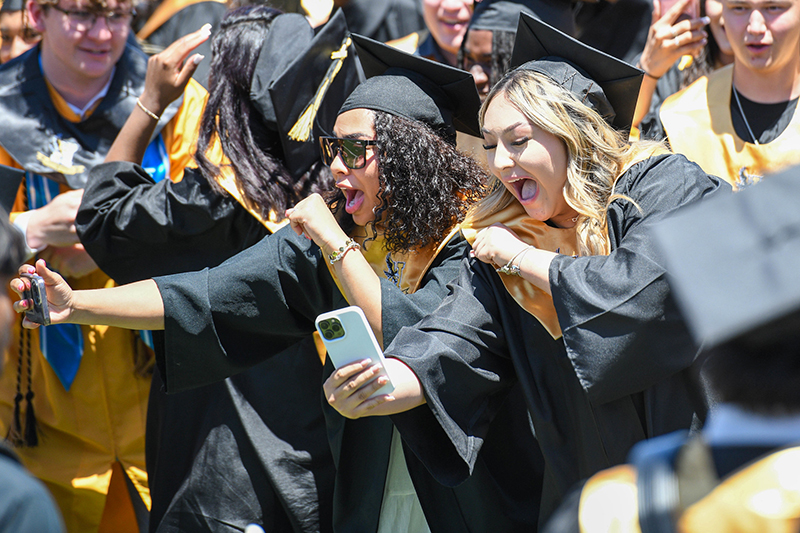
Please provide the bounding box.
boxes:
[288,36,352,142]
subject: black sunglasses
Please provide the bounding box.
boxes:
[319,136,377,170]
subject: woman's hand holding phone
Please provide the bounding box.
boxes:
[639,0,710,80]
[11,259,75,328]
[323,357,426,419]
[323,358,396,419]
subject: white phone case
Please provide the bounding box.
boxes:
[315,306,395,396]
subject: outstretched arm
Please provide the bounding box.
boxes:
[12,260,165,330]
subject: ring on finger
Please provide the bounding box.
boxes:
[671,27,678,39]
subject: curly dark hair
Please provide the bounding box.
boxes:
[329,111,488,253]
[194,6,333,220]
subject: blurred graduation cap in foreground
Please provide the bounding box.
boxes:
[652,166,800,348]
[509,13,643,132]
[338,33,483,140]
[0,0,24,12]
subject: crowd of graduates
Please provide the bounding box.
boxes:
[0,0,799,532]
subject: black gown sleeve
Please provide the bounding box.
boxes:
[550,154,728,405]
[386,255,520,485]
[154,225,344,393]
[77,161,269,284]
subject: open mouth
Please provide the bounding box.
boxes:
[508,177,538,203]
[745,43,769,53]
[343,188,365,214]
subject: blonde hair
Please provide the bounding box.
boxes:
[472,68,662,256]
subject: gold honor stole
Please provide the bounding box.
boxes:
[460,203,578,339]
[206,135,286,234]
[459,148,667,339]
[678,446,800,533]
[660,65,800,190]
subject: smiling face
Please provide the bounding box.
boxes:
[722,0,800,76]
[481,92,577,227]
[330,108,382,228]
[29,0,130,85]
[423,0,474,59]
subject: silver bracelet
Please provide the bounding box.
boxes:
[495,246,533,276]
[328,239,360,264]
[136,98,160,121]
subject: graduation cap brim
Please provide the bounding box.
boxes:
[510,13,642,131]
[652,166,800,348]
[0,164,23,214]
[344,34,482,138]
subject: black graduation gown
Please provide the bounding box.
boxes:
[77,161,334,533]
[384,154,728,522]
[152,223,546,532]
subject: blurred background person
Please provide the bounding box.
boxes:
[640,0,800,189]
[0,0,40,63]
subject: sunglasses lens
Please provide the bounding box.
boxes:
[340,139,365,169]
[320,138,367,169]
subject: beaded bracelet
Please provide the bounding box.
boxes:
[496,246,533,276]
[328,238,361,264]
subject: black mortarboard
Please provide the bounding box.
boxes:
[0,0,24,12]
[0,164,23,214]
[250,10,362,179]
[338,34,482,139]
[652,166,800,348]
[509,13,643,131]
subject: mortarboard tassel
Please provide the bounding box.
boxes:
[21,324,38,446]
[288,36,352,143]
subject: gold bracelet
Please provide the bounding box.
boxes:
[136,98,160,121]
[328,239,360,264]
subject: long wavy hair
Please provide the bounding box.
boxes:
[328,110,488,253]
[194,6,332,220]
[472,68,662,256]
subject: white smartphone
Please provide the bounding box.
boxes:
[315,306,395,397]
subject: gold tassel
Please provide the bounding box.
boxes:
[287,36,352,142]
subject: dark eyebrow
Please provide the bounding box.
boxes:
[481,121,526,136]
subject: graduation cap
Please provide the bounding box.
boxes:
[0,164,23,214]
[652,165,800,348]
[250,9,363,179]
[509,13,643,131]
[338,33,482,139]
[0,0,24,12]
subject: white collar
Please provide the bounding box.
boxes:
[66,67,116,119]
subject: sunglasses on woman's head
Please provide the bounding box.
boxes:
[319,136,377,170]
